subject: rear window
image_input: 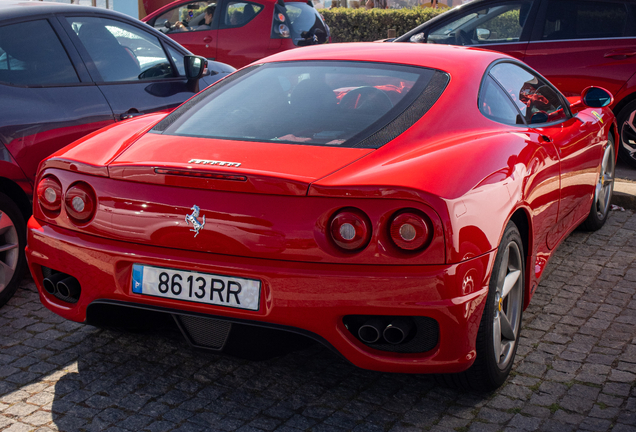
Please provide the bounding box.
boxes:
[153,61,447,148]
[284,3,328,45]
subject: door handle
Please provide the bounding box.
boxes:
[203,36,213,43]
[604,49,636,58]
[120,110,144,120]
[539,135,552,143]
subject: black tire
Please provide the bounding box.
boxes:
[436,221,525,391]
[582,133,615,231]
[0,191,26,308]
[617,100,636,169]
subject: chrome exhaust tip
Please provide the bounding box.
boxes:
[43,272,67,295]
[383,318,413,345]
[57,276,81,301]
[358,318,383,344]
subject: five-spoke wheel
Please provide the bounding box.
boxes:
[0,192,25,308]
[583,134,615,231]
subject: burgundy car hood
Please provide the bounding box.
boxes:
[108,133,373,196]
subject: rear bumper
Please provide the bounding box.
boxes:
[27,217,495,374]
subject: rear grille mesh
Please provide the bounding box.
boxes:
[174,315,232,350]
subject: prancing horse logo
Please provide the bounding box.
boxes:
[185,205,206,237]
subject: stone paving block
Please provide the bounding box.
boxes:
[2,212,636,432]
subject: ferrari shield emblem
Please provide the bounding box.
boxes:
[185,205,206,237]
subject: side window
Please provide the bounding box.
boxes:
[66,17,175,82]
[153,1,216,34]
[0,20,79,86]
[479,76,524,125]
[166,46,186,76]
[489,63,568,124]
[223,1,263,28]
[424,1,533,45]
[542,0,629,40]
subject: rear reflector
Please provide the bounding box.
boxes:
[155,168,247,181]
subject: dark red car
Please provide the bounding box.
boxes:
[142,0,330,69]
[394,0,636,168]
[0,1,233,308]
[27,43,616,389]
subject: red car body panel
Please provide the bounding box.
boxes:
[142,0,320,69]
[523,38,636,100]
[26,43,618,373]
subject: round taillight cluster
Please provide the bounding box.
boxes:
[278,24,290,37]
[330,209,371,251]
[65,183,96,223]
[37,176,63,214]
[36,176,96,224]
[389,211,432,251]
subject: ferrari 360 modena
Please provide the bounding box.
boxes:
[26,43,617,390]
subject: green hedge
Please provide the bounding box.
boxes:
[321,7,447,43]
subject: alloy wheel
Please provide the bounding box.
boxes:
[593,142,615,221]
[492,240,523,370]
[0,210,19,294]
[621,109,636,164]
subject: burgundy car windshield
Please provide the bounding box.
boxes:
[155,61,446,148]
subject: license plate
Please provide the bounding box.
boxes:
[131,264,260,311]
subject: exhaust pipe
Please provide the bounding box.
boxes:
[358,318,383,344]
[56,276,81,302]
[43,272,67,295]
[383,318,413,344]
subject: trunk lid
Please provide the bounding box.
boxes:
[108,133,373,196]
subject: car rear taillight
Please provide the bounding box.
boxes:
[37,176,63,214]
[278,24,290,37]
[271,5,290,38]
[64,182,96,224]
[330,209,371,251]
[389,211,432,251]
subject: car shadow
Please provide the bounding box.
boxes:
[46,310,470,431]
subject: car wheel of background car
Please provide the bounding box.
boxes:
[0,192,26,308]
[618,101,636,169]
[437,221,524,391]
[582,134,615,231]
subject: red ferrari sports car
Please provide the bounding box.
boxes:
[26,43,616,390]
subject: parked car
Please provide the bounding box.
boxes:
[0,0,234,308]
[394,0,636,169]
[142,0,330,69]
[26,42,616,389]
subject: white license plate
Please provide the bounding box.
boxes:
[131,264,260,311]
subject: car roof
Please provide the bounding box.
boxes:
[258,42,508,76]
[0,0,134,21]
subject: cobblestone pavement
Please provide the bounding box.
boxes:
[1,211,636,432]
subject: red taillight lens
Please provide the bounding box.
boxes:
[330,209,371,251]
[64,182,96,223]
[389,211,432,251]
[37,176,63,214]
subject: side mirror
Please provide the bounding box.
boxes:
[581,86,613,108]
[410,33,426,43]
[476,28,490,41]
[184,55,207,92]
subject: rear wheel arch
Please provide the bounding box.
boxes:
[0,177,32,221]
